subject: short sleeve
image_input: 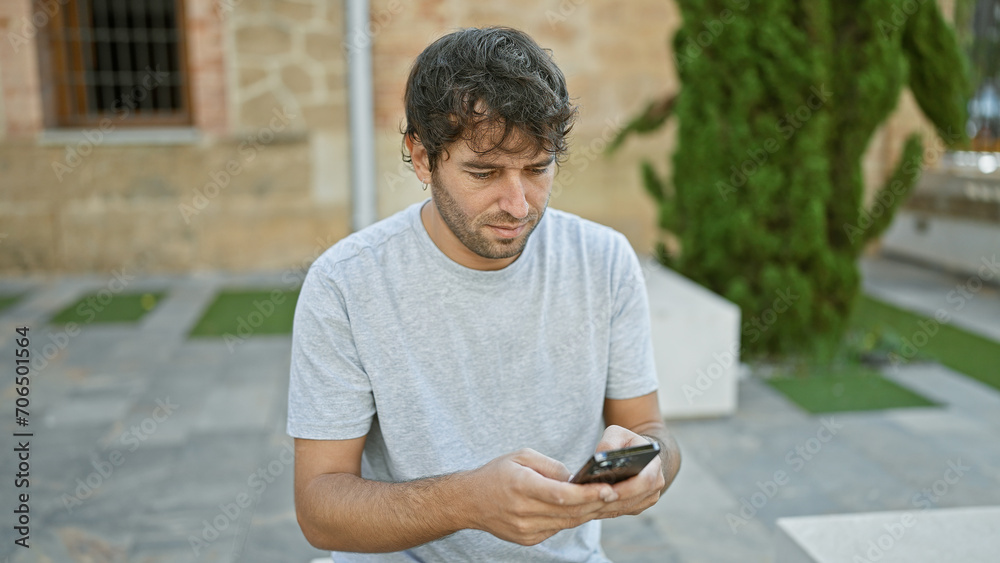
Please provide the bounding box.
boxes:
[286,263,375,440]
[605,235,659,400]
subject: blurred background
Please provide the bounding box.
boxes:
[1,0,990,275]
[0,0,998,562]
[1,0,680,272]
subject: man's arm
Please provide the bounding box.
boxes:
[294,437,624,552]
[294,436,463,552]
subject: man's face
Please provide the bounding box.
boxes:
[426,131,556,264]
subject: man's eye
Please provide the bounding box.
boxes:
[528,167,549,175]
[470,171,492,180]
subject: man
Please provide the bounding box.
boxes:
[288,26,681,562]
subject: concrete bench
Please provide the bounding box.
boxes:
[644,260,741,418]
[775,506,1000,562]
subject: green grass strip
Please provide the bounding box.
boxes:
[0,294,23,313]
[850,295,1000,392]
[767,369,937,414]
[50,292,165,324]
[188,289,300,337]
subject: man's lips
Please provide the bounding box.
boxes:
[487,223,527,238]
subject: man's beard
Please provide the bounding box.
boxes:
[429,176,548,260]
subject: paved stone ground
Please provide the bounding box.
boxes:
[0,254,997,563]
[860,253,1000,343]
[0,271,320,563]
[602,255,1000,562]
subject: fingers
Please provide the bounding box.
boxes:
[474,449,641,546]
[597,456,664,517]
[509,448,656,512]
[595,424,651,453]
[611,454,663,495]
[598,488,661,519]
[512,448,571,481]
[521,474,614,508]
[510,448,622,506]
[474,446,663,546]
[590,426,663,514]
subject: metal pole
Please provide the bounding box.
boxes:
[345,0,377,231]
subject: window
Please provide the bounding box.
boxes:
[39,0,191,127]
[959,0,999,152]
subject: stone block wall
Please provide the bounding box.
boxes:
[0,0,349,274]
[0,0,953,275]
[230,0,347,132]
[367,0,678,248]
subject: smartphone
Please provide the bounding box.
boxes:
[569,442,661,485]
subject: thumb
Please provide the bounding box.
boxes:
[596,424,647,453]
[513,448,572,481]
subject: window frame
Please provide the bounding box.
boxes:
[37,0,193,129]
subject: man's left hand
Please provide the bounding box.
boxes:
[589,425,665,518]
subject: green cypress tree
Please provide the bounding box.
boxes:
[613,0,969,359]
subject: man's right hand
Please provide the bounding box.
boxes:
[462,448,620,546]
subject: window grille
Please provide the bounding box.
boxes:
[41,0,191,127]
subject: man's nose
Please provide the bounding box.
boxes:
[497,173,529,220]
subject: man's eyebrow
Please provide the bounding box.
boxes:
[528,156,556,168]
[460,156,555,170]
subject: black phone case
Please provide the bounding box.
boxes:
[569,442,660,485]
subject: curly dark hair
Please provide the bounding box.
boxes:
[402,27,577,171]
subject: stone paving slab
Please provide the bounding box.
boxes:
[861,254,1000,342]
[604,447,774,563]
[0,256,998,562]
[0,272,324,563]
[776,506,1000,562]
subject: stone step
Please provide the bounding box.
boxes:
[775,505,1000,562]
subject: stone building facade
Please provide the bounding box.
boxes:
[0,0,941,275]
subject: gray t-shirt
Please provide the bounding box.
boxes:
[287,199,658,562]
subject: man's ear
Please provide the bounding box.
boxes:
[406,134,432,184]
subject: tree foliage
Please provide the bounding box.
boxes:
[613,0,969,359]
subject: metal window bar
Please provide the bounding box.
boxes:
[968,0,999,152]
[44,0,190,127]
